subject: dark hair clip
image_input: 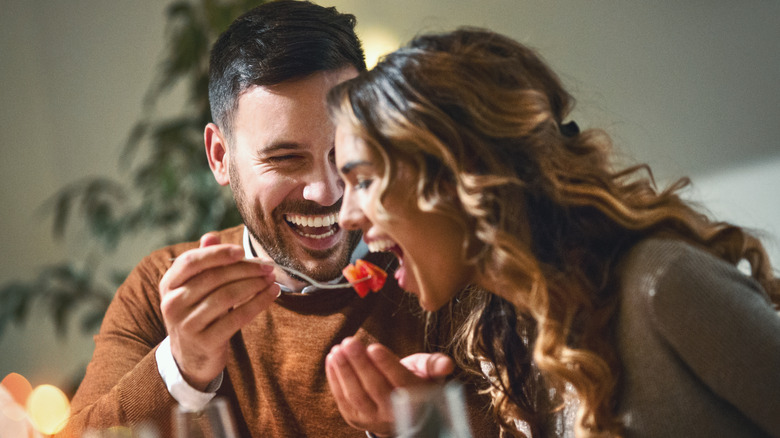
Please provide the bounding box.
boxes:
[560,121,580,138]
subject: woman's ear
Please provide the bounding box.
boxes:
[205,122,230,186]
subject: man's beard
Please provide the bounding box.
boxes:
[230,162,361,281]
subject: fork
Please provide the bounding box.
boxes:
[169,256,368,289]
[242,258,368,290]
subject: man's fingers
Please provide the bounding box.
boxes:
[181,275,276,331]
[182,262,273,308]
[203,282,280,341]
[161,243,246,291]
[200,232,222,248]
[166,276,278,389]
[160,262,273,324]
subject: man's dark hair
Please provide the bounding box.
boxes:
[209,0,366,137]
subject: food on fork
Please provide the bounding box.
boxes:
[342,259,387,297]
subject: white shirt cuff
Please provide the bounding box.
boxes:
[156,336,223,412]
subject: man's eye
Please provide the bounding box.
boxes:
[268,155,301,162]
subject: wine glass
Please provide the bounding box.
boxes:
[391,381,473,438]
[173,397,238,438]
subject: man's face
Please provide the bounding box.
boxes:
[226,67,361,282]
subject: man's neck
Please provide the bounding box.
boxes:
[242,226,325,293]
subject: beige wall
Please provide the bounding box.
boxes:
[0,0,170,388]
[2,0,778,390]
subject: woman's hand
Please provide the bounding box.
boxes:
[325,337,454,437]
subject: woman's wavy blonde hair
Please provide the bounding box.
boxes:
[328,28,779,437]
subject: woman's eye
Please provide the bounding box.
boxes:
[355,178,373,190]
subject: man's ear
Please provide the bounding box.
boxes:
[205,122,230,186]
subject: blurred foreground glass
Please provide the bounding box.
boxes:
[82,423,158,438]
[391,381,473,438]
[174,397,238,438]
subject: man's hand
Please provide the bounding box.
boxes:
[159,233,281,390]
[325,337,455,437]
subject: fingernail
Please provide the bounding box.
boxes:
[327,346,343,364]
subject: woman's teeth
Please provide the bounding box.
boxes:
[367,238,396,253]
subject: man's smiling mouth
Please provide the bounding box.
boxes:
[284,213,340,239]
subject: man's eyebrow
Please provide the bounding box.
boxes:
[339,160,372,175]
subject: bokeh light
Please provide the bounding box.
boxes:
[26,384,71,435]
[359,26,401,69]
[2,373,33,422]
[0,388,37,438]
[2,372,33,407]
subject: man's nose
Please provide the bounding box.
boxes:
[302,162,343,206]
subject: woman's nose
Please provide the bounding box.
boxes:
[338,188,366,231]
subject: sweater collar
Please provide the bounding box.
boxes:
[242,226,345,294]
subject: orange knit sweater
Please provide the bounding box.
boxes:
[59,226,496,437]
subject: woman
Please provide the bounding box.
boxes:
[327,28,780,437]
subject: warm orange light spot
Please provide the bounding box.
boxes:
[2,373,33,407]
[359,26,401,69]
[26,384,71,435]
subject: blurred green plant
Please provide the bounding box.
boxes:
[0,0,266,352]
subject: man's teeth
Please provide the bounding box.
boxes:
[285,213,339,228]
[367,238,395,253]
[301,228,337,240]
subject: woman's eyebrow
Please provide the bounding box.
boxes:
[339,160,372,175]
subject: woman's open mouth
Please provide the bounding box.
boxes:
[366,238,402,258]
[366,238,410,290]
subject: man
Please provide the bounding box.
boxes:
[61,2,495,437]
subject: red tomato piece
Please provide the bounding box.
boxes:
[342,263,371,297]
[355,259,387,292]
[342,259,388,297]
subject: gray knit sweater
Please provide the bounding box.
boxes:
[615,239,780,437]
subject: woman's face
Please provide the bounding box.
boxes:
[335,122,473,311]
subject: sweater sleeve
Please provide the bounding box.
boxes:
[57,253,176,438]
[646,242,780,437]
